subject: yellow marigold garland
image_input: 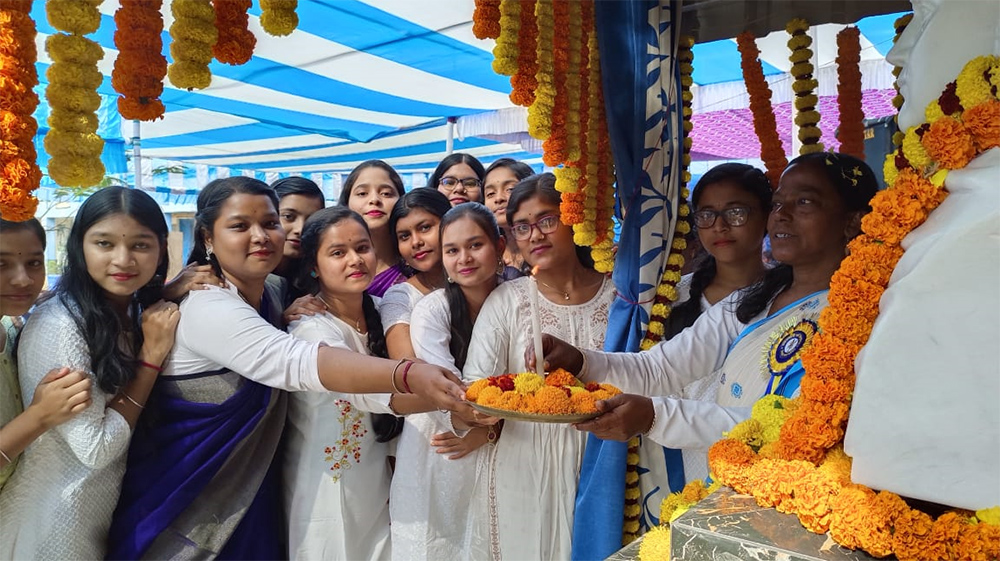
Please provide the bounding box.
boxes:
[212,0,255,65]
[639,36,695,351]
[890,13,913,148]
[259,0,298,37]
[562,0,582,162]
[835,27,864,159]
[168,0,217,90]
[787,18,823,154]
[112,0,167,122]
[491,0,520,76]
[527,0,554,140]
[737,31,787,188]
[638,479,722,559]
[0,0,42,220]
[472,0,501,40]
[553,0,591,224]
[44,1,105,189]
[707,56,1000,561]
[622,437,641,544]
[510,0,538,106]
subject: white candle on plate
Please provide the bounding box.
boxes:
[529,273,546,376]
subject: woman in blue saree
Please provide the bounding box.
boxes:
[537,152,878,450]
[106,177,464,560]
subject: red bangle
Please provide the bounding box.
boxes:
[139,360,163,373]
[401,361,414,394]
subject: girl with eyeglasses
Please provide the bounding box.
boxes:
[461,173,615,561]
[483,158,536,277]
[339,160,408,297]
[427,153,486,207]
[534,152,878,483]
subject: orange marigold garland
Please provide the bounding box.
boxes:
[573,29,600,248]
[0,0,42,220]
[491,0,520,76]
[707,56,1000,561]
[212,0,255,65]
[509,0,538,106]
[44,0,106,189]
[639,36,695,351]
[112,0,167,122]
[787,18,823,155]
[540,0,569,165]
[168,0,217,90]
[835,27,864,159]
[473,0,501,40]
[562,0,582,162]
[737,31,787,188]
[526,0,553,140]
[259,0,298,37]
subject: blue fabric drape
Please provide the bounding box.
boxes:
[572,1,683,559]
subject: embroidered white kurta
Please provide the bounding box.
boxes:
[464,277,616,561]
[286,312,394,561]
[0,297,132,560]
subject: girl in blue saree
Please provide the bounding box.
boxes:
[106,177,464,560]
[537,152,878,451]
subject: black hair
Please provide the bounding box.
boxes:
[55,187,168,394]
[439,202,503,371]
[388,188,452,240]
[427,153,487,203]
[484,158,535,182]
[336,160,406,207]
[665,164,771,339]
[188,177,279,278]
[506,172,595,270]
[0,218,46,250]
[735,152,878,323]
[299,206,402,442]
[271,176,325,204]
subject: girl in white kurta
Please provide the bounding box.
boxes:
[0,188,179,559]
[463,173,614,561]
[284,205,405,560]
[404,203,509,560]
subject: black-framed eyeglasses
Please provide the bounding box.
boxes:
[692,206,752,228]
[439,176,482,191]
[510,214,560,240]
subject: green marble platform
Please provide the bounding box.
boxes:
[607,487,886,561]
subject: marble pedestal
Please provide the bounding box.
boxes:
[606,488,884,561]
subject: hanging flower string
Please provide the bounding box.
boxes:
[0,0,42,220]
[527,0,554,140]
[168,0,217,90]
[43,0,105,189]
[472,0,502,39]
[553,0,591,225]
[259,0,298,37]
[787,19,823,154]
[212,0,255,65]
[491,0,520,76]
[737,31,787,188]
[562,0,582,163]
[540,0,569,165]
[639,36,695,351]
[705,56,1000,561]
[835,27,864,159]
[510,0,538,106]
[112,0,167,122]
[890,13,913,147]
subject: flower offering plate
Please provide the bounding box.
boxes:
[469,402,600,424]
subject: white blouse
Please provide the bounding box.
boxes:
[379,282,424,334]
[168,284,323,391]
[0,296,132,559]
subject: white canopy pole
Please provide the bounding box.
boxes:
[132,119,142,190]
[445,116,456,155]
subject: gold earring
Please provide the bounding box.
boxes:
[447,276,454,283]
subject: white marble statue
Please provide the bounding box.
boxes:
[843,0,1000,511]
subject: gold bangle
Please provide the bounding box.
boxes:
[123,392,145,410]
[389,358,408,394]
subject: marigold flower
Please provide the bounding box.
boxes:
[466,378,491,401]
[477,386,504,408]
[637,525,671,560]
[963,100,1000,151]
[922,117,976,170]
[530,385,573,414]
[514,372,545,395]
